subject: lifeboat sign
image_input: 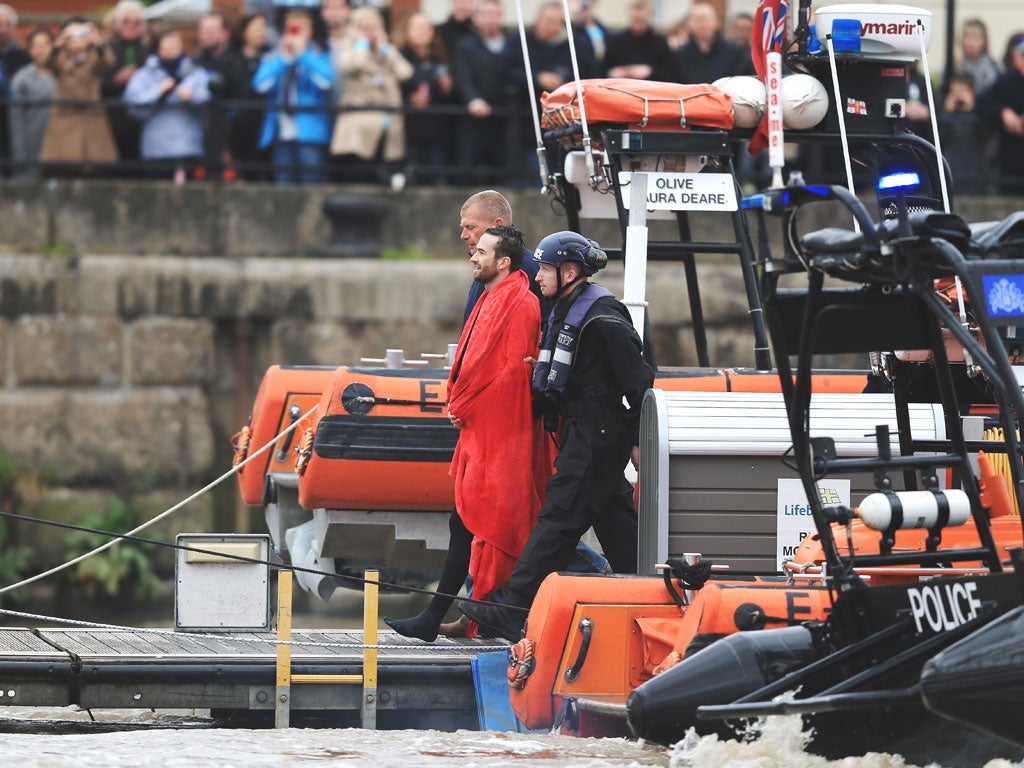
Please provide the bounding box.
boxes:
[619,172,738,212]
[776,478,850,570]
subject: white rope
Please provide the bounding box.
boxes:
[0,406,318,596]
[0,607,511,651]
[558,0,597,186]
[915,20,970,360]
[916,21,950,215]
[513,0,550,191]
[825,35,860,233]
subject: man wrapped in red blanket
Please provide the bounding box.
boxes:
[384,224,551,641]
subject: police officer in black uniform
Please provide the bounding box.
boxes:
[460,231,655,641]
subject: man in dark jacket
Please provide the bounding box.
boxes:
[195,12,250,179]
[452,0,523,183]
[459,189,545,324]
[673,1,753,83]
[437,0,475,61]
[460,231,655,641]
[603,0,675,82]
[526,2,599,93]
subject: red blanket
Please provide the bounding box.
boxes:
[447,270,552,607]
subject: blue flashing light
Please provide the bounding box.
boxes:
[878,171,921,192]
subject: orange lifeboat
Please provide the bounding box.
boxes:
[296,366,457,511]
[288,366,871,513]
[233,365,334,506]
[236,365,872,511]
[507,571,831,731]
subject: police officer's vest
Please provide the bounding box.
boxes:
[533,283,615,396]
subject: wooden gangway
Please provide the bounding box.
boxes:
[0,626,503,729]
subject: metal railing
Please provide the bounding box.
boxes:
[3,93,1018,193]
[4,94,535,186]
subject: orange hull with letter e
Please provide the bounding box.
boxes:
[507,571,831,732]
[233,364,876,589]
[233,365,334,506]
[236,365,872,514]
[296,366,456,512]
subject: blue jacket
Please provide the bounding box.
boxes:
[124,56,211,160]
[253,48,335,148]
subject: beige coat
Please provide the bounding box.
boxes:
[40,43,118,164]
[330,43,413,161]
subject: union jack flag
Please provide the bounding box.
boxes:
[846,98,868,115]
[750,0,788,153]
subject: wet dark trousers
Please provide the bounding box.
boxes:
[505,413,638,607]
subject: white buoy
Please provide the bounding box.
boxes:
[780,74,830,130]
[856,489,971,530]
[713,76,767,129]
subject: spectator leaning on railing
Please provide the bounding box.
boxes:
[398,11,455,183]
[195,12,249,179]
[124,28,211,183]
[451,0,520,185]
[252,8,335,184]
[231,13,271,181]
[40,18,118,173]
[330,6,413,186]
[103,0,150,172]
[9,28,53,179]
[958,18,1001,97]
[673,2,753,83]
[976,35,1024,196]
[0,4,30,170]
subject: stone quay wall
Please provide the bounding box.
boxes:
[0,178,1021,573]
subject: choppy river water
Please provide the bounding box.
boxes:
[2,708,1021,768]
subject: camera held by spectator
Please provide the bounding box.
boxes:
[944,72,976,114]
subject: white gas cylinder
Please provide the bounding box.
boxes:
[856,489,970,530]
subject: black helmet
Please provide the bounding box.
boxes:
[533,231,608,276]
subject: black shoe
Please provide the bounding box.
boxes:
[434,615,501,639]
[383,615,439,642]
[474,622,500,639]
[459,600,526,642]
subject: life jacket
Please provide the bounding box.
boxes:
[532,283,616,397]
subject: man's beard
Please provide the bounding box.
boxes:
[472,261,498,284]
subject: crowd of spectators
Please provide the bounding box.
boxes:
[0,1,1022,193]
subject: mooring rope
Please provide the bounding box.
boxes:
[0,508,528,612]
[0,407,318,596]
[0,607,511,651]
[0,408,529,614]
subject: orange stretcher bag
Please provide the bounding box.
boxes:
[541,78,735,132]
